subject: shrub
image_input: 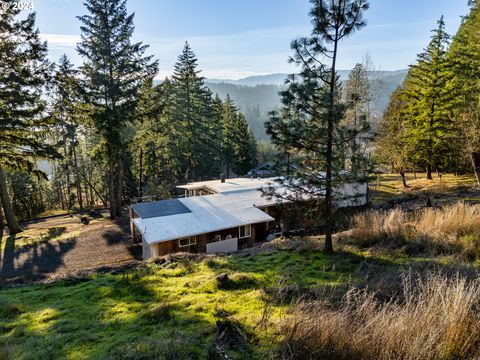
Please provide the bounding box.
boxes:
[345,202,480,259]
[278,272,480,360]
[216,273,260,291]
[0,300,24,319]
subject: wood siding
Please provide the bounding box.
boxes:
[151,222,268,257]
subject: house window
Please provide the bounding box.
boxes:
[239,225,251,239]
[178,237,196,247]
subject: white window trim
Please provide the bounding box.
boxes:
[178,236,196,247]
[213,235,221,242]
[239,225,252,239]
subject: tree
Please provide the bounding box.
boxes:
[0,6,57,234]
[77,0,158,218]
[169,42,220,181]
[220,96,256,177]
[266,0,369,253]
[50,55,84,210]
[403,16,454,180]
[448,2,480,185]
[376,86,412,187]
[343,63,372,173]
[133,78,176,196]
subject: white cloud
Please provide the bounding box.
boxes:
[39,33,81,47]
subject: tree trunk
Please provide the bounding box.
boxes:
[427,165,433,180]
[0,167,21,234]
[139,148,143,198]
[323,31,339,254]
[0,200,4,237]
[400,170,408,188]
[63,139,72,209]
[470,152,480,187]
[115,152,124,216]
[108,148,117,219]
[72,137,83,210]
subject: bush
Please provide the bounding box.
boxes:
[0,300,24,319]
[216,273,260,291]
[344,202,480,259]
[278,272,480,360]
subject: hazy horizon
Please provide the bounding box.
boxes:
[33,0,470,80]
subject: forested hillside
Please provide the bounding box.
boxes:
[206,69,407,139]
[0,2,256,225]
[4,1,480,359]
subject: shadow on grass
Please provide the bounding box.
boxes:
[102,211,142,260]
[0,227,76,283]
[0,266,225,360]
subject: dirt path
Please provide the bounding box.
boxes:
[0,210,141,284]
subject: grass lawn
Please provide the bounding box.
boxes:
[0,245,361,359]
[0,227,75,253]
[370,173,479,205]
[0,217,109,253]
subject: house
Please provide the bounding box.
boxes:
[130,177,367,260]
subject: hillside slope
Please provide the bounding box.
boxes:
[206,69,408,140]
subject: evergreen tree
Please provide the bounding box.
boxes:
[403,16,454,180]
[448,2,480,185]
[219,95,256,177]
[231,114,257,176]
[221,95,239,177]
[266,0,369,253]
[134,78,176,196]
[0,6,57,234]
[170,42,219,181]
[77,0,158,218]
[343,63,372,173]
[376,86,412,187]
[50,55,84,210]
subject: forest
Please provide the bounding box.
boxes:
[5,1,480,359]
[0,1,257,232]
[2,0,480,243]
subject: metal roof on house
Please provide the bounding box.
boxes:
[133,190,277,245]
[132,177,368,245]
[131,199,191,219]
[176,177,279,194]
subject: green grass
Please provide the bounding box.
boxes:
[0,248,359,360]
[0,216,109,252]
[369,173,478,206]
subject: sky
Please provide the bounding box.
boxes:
[32,0,470,80]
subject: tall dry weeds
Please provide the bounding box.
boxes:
[279,272,480,360]
[346,202,480,259]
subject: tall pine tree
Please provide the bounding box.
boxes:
[169,42,220,181]
[448,2,480,185]
[50,54,84,210]
[343,63,372,174]
[0,6,57,234]
[266,0,369,253]
[221,96,256,177]
[377,85,412,187]
[77,0,158,218]
[403,16,454,180]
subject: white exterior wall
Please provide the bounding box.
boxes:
[334,182,368,208]
[206,237,238,254]
[142,239,161,260]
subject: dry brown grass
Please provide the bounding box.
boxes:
[343,202,480,259]
[278,272,480,360]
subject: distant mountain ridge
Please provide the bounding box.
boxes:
[205,69,408,140]
[207,69,408,87]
